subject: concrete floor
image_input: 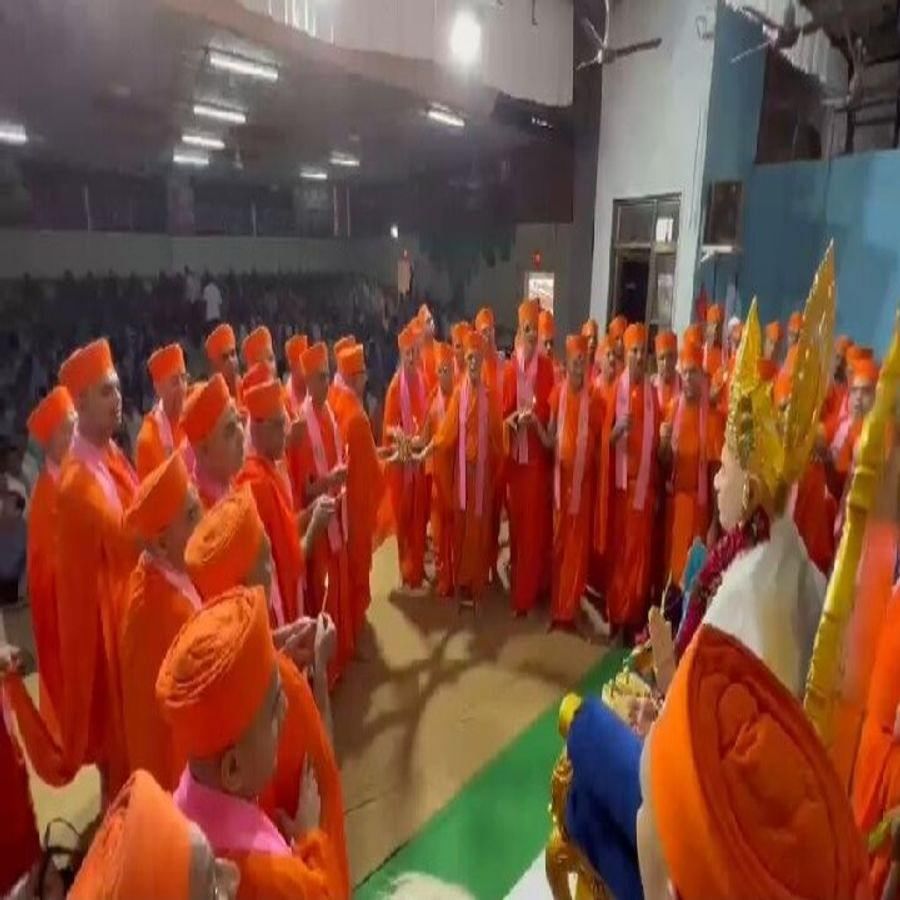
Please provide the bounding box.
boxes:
[4,539,606,886]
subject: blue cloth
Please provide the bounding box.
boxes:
[565,698,644,900]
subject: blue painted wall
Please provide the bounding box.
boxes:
[739,152,900,356]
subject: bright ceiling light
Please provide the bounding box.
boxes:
[427,106,466,129]
[450,9,482,66]
[329,151,360,168]
[390,224,399,240]
[182,133,225,150]
[208,49,278,82]
[300,166,328,181]
[193,103,246,125]
[531,115,552,129]
[0,122,28,146]
[173,149,210,167]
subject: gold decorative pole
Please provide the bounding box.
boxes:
[803,312,900,761]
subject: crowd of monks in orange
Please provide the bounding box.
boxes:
[0,294,893,898]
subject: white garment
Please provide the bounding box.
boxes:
[202,281,223,322]
[703,514,825,698]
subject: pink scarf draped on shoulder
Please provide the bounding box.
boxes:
[301,396,348,554]
[669,384,708,507]
[70,430,137,517]
[458,377,488,516]
[514,346,539,464]
[614,370,654,511]
[150,401,174,454]
[554,380,589,515]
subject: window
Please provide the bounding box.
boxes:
[525,271,555,312]
[609,194,680,337]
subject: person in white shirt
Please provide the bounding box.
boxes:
[202,276,223,324]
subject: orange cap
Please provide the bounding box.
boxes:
[68,770,191,900]
[758,358,779,384]
[337,345,365,378]
[300,342,328,378]
[847,345,874,365]
[157,586,277,759]
[59,339,115,398]
[565,334,588,359]
[244,381,284,421]
[475,307,495,330]
[398,326,417,353]
[147,344,186,386]
[435,341,453,367]
[27,386,73,445]
[205,323,236,363]
[651,625,868,900]
[683,323,703,350]
[679,344,703,370]
[624,323,646,352]
[181,374,230,445]
[539,310,556,340]
[284,334,309,371]
[850,358,880,386]
[705,304,723,325]
[834,335,852,357]
[241,362,270,397]
[333,335,356,357]
[765,321,783,343]
[608,315,627,342]
[241,326,273,366]
[580,319,599,340]
[465,330,485,355]
[451,322,471,347]
[518,299,540,329]
[184,485,265,601]
[124,452,190,542]
[655,330,677,355]
[788,312,804,333]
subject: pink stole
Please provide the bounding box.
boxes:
[829,414,854,459]
[554,380,589,515]
[669,389,708,507]
[301,396,347,553]
[399,365,424,485]
[174,768,291,858]
[614,372,654,512]
[45,460,61,485]
[458,377,488,516]
[514,346,539,463]
[150,401,174,454]
[145,553,202,611]
[71,430,128,517]
[193,461,228,507]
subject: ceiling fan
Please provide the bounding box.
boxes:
[731,0,884,64]
[576,0,662,71]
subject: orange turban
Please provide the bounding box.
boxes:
[184,485,264,601]
[565,335,588,359]
[651,625,868,900]
[539,310,556,340]
[847,345,874,365]
[181,374,230,445]
[705,304,723,325]
[205,323,236,363]
[765,321,783,343]
[244,381,284,421]
[475,307,495,330]
[157,586,277,759]
[788,312,804,333]
[59,338,114,399]
[834,335,852,357]
[241,362,270,397]
[397,326,417,353]
[654,330,677,355]
[284,334,309,371]
[851,358,880,386]
[241,326,273,366]
[435,341,453,367]
[451,322,471,348]
[27,386,73,445]
[682,324,703,349]
[333,335,356,357]
[580,319,599,340]
[147,344,185,386]
[758,358,778,384]
[774,369,792,405]
[69,770,191,900]
[608,315,627,341]
[679,344,703,370]
[624,323,646,352]
[124,452,190,542]
[337,345,365,378]
[518,299,540,329]
[300,343,328,378]
[464,331,485,355]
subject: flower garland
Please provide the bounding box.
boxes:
[674,505,771,659]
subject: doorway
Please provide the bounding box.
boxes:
[613,251,650,325]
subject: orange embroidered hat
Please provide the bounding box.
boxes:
[241,326,273,366]
[147,344,186,386]
[181,374,230,445]
[624,323,647,352]
[655,330,677,355]
[705,304,723,325]
[59,339,115,398]
[518,299,541,329]
[847,345,874,365]
[124,452,191,542]
[300,342,328,378]
[850,358,880,387]
[244,380,284,421]
[683,323,703,349]
[337,345,365,378]
[156,585,277,759]
[27,386,73,445]
[475,307,495,331]
[608,315,628,341]
[205,323,236,363]
[539,310,556,340]
[566,334,588,359]
[240,362,270,397]
[284,335,309,371]
[334,335,356,357]
[184,484,265,601]
[679,344,703,370]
